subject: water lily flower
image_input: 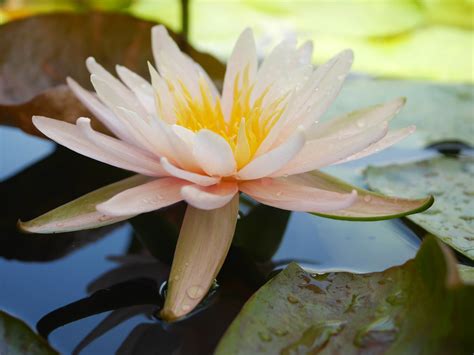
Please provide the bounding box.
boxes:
[21,26,433,321]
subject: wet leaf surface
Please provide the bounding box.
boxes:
[366,156,474,260]
[325,78,474,149]
[0,12,224,137]
[0,310,58,355]
[216,237,474,354]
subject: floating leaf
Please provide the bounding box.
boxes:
[0,12,224,137]
[366,156,474,259]
[216,237,474,354]
[325,78,474,149]
[291,171,433,221]
[0,310,57,355]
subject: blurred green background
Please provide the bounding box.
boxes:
[1,0,473,83]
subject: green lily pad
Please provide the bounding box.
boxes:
[216,237,474,354]
[366,156,474,260]
[0,310,57,354]
[325,78,474,149]
[19,174,150,234]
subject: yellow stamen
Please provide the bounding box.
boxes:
[166,69,288,169]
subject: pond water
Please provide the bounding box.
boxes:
[0,126,446,354]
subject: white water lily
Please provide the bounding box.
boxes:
[22,26,432,320]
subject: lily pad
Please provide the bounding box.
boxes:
[366,156,474,259]
[216,237,474,354]
[0,310,57,354]
[325,78,474,149]
[0,12,224,137]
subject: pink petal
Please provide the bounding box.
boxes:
[334,126,416,165]
[237,127,305,180]
[181,182,238,210]
[239,177,357,212]
[161,157,220,186]
[193,130,236,176]
[96,177,188,216]
[261,50,353,152]
[161,194,239,320]
[33,116,164,177]
[273,123,388,176]
[307,97,406,140]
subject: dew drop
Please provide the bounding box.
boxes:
[363,195,372,202]
[98,215,111,222]
[337,74,344,81]
[258,331,272,342]
[356,120,365,128]
[281,320,345,354]
[276,191,283,197]
[385,290,406,306]
[181,304,191,312]
[287,295,299,304]
[354,315,399,348]
[186,285,205,299]
[56,222,65,227]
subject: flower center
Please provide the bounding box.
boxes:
[169,69,287,169]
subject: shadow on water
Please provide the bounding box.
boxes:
[0,126,451,354]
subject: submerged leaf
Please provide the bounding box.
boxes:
[0,310,57,355]
[366,156,474,259]
[19,175,150,233]
[216,237,474,354]
[291,171,433,221]
[0,12,224,137]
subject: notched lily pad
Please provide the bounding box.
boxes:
[366,156,474,259]
[0,12,224,137]
[325,78,474,149]
[216,237,474,354]
[0,310,57,354]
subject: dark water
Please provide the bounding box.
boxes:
[0,126,434,354]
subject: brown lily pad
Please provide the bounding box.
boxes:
[0,12,224,137]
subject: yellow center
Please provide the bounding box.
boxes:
[159,68,287,169]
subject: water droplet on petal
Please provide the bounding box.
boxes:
[56,222,64,227]
[258,331,272,342]
[363,195,372,202]
[186,285,205,299]
[181,304,191,312]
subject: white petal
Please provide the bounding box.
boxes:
[96,177,188,216]
[193,130,236,176]
[274,123,388,176]
[221,28,258,120]
[265,50,354,149]
[151,25,200,99]
[181,182,238,210]
[76,117,165,175]
[33,116,164,177]
[237,128,305,180]
[307,97,406,140]
[116,65,155,114]
[239,177,357,212]
[86,57,147,117]
[161,157,220,186]
[296,40,314,65]
[148,62,176,124]
[67,77,132,142]
[334,126,416,165]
